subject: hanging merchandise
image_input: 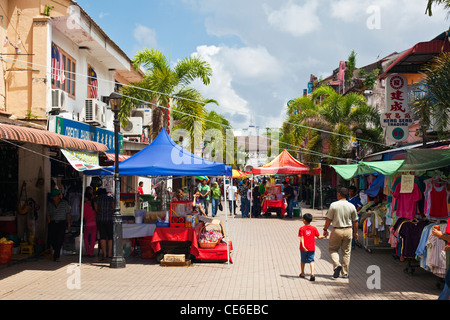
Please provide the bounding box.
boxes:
[392,176,423,220]
[423,173,449,219]
[17,181,29,215]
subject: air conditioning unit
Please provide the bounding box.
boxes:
[121,117,142,136]
[82,99,106,127]
[131,108,152,127]
[51,89,67,110]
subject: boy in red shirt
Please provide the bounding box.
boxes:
[299,213,326,281]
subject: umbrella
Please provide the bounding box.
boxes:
[195,176,209,182]
[232,169,248,179]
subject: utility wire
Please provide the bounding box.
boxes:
[0,55,362,163]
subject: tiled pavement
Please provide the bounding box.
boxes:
[0,205,443,301]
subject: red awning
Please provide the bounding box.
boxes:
[251,149,321,175]
[0,123,108,152]
[105,153,131,162]
[380,40,450,78]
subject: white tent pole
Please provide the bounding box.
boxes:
[224,175,229,266]
[313,175,316,210]
[78,175,86,267]
[231,177,235,245]
[249,177,253,219]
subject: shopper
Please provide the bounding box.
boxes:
[431,222,450,300]
[252,185,262,218]
[239,179,250,218]
[192,188,206,216]
[138,181,144,195]
[227,182,238,215]
[83,189,97,257]
[46,189,71,262]
[283,181,295,219]
[95,188,114,260]
[299,213,326,281]
[323,187,359,279]
[211,182,221,217]
[199,179,211,216]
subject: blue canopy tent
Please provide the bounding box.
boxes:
[84,128,232,177]
[80,128,233,266]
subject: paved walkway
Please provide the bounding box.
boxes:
[0,205,443,301]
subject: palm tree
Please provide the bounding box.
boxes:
[119,48,214,142]
[119,48,214,206]
[282,86,383,165]
[425,0,450,16]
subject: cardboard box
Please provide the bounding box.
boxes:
[163,254,185,263]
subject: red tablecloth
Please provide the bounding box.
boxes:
[151,224,203,257]
[197,242,233,263]
[150,223,233,263]
[262,200,286,215]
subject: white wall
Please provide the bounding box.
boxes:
[50,27,116,130]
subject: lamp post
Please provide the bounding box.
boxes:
[109,92,126,268]
[355,128,363,162]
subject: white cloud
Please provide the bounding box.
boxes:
[132,24,158,54]
[98,12,110,19]
[192,45,250,119]
[264,0,321,37]
[217,46,283,81]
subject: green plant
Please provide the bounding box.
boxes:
[43,4,54,16]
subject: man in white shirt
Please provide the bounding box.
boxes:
[323,187,358,279]
[227,183,238,215]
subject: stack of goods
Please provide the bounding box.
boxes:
[199,224,223,248]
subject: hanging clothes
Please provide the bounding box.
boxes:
[424,179,449,219]
[426,227,447,278]
[392,181,422,220]
[398,219,429,259]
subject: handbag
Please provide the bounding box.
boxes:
[218,202,223,211]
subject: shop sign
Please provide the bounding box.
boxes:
[381,74,412,143]
[54,116,123,153]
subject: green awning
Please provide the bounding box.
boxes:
[331,160,404,180]
[331,149,450,180]
[398,149,450,172]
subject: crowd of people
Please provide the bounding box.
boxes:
[46,185,115,262]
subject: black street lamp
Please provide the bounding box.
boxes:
[355,128,363,162]
[109,92,126,268]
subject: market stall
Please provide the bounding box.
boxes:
[251,150,321,216]
[331,149,449,286]
[83,128,233,266]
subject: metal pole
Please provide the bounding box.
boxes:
[78,175,86,267]
[110,108,126,268]
[224,175,229,266]
[313,175,316,210]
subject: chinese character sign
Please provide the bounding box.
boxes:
[381,74,412,142]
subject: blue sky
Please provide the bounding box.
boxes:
[75,0,449,131]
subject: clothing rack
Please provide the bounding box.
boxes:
[356,201,392,253]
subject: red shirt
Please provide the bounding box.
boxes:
[299,225,319,251]
[446,217,450,235]
[138,187,144,195]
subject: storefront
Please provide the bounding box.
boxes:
[331,148,450,287]
[0,121,108,262]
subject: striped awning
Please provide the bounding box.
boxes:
[0,123,108,152]
[105,152,131,162]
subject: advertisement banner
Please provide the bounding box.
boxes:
[60,149,101,172]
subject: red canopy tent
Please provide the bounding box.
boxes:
[251,149,321,175]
